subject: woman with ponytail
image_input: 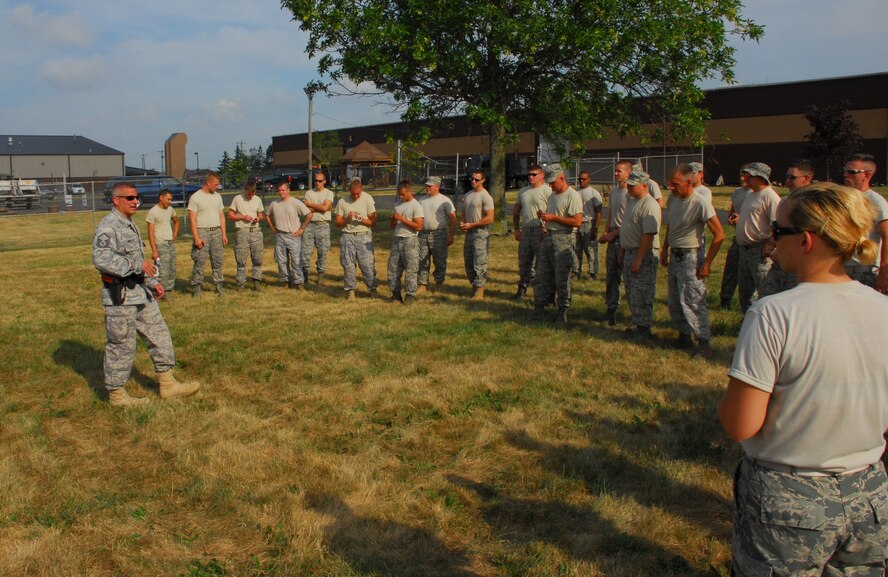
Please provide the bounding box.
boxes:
[719,182,888,576]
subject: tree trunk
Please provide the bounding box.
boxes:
[488,122,507,234]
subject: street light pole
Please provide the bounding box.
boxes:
[304,84,319,178]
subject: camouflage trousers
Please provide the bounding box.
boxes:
[534,231,578,308]
[605,240,623,313]
[191,227,224,287]
[234,228,263,286]
[758,260,797,298]
[103,301,175,390]
[417,228,449,286]
[517,226,544,289]
[732,457,888,577]
[340,231,378,292]
[667,248,711,341]
[300,221,331,279]
[720,238,740,304]
[846,264,878,289]
[575,221,599,278]
[156,239,177,292]
[274,231,303,285]
[388,235,420,296]
[463,228,490,288]
[738,242,772,313]
[622,248,659,328]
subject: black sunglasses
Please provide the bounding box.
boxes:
[115,195,140,201]
[771,221,805,241]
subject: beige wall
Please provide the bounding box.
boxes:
[0,155,124,179]
[582,108,888,150]
[165,133,188,179]
[70,155,124,178]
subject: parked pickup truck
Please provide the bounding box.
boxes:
[103,176,202,207]
[0,179,43,210]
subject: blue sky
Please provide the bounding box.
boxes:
[1,0,886,172]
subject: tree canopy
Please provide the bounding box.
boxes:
[804,100,863,182]
[283,0,762,218]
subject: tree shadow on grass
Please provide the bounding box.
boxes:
[445,474,701,576]
[303,491,480,577]
[53,339,155,400]
[504,430,730,541]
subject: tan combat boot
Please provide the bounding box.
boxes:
[471,287,485,301]
[108,387,150,408]
[157,370,201,399]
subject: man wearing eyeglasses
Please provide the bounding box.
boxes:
[188,172,228,297]
[758,159,813,298]
[301,170,336,286]
[843,153,888,293]
[574,171,603,280]
[510,165,551,300]
[460,170,495,300]
[735,162,780,313]
[94,182,200,407]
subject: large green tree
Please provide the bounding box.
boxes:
[283,0,761,224]
[804,100,863,182]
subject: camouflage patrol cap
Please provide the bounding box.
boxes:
[424,176,442,186]
[688,162,704,173]
[741,162,771,184]
[626,166,650,187]
[544,163,564,183]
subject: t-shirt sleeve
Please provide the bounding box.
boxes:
[335,199,346,217]
[483,192,494,211]
[727,307,783,393]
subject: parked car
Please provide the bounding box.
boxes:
[67,183,86,195]
[275,170,309,191]
[103,176,202,207]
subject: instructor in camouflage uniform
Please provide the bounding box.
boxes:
[93,182,200,407]
[533,164,583,324]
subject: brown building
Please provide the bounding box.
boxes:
[274,72,888,186]
[164,133,188,179]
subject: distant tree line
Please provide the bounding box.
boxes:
[216,143,274,185]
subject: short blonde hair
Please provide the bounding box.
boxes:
[785,183,879,263]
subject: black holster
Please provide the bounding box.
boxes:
[101,273,146,305]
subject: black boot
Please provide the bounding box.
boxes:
[509,285,527,301]
[554,307,568,324]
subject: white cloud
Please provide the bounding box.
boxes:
[39,55,111,88]
[202,98,243,122]
[9,4,94,48]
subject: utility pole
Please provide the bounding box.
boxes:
[304,83,321,178]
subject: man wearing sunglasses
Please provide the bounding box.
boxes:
[735,162,780,313]
[93,182,200,407]
[843,153,888,293]
[510,165,551,300]
[460,170,494,300]
[301,170,336,285]
[758,159,813,298]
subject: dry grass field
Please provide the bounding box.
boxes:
[1,193,753,576]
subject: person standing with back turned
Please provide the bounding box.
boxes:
[719,182,888,576]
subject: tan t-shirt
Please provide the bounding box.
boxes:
[666,191,716,249]
[146,204,176,241]
[418,194,455,231]
[463,189,494,224]
[517,184,552,228]
[229,194,264,229]
[545,187,583,232]
[393,198,424,237]
[736,187,780,245]
[335,193,377,234]
[305,188,336,222]
[187,190,224,228]
[620,194,661,253]
[267,197,310,233]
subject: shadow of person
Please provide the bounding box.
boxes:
[445,474,697,574]
[503,428,731,542]
[53,340,155,400]
[303,491,480,577]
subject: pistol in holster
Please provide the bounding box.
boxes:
[101,273,146,305]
